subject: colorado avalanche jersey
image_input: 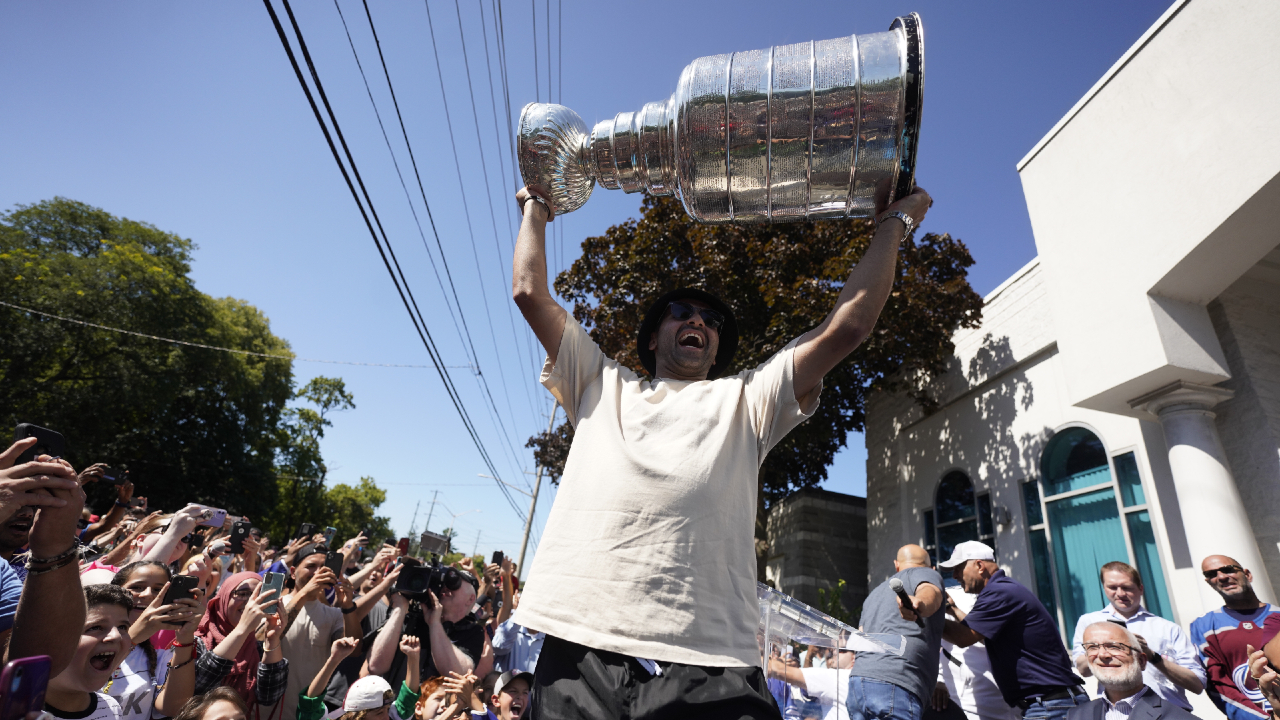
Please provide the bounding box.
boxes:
[1189,604,1280,720]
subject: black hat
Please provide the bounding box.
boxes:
[637,288,738,380]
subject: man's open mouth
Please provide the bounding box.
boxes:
[509,702,524,719]
[678,330,704,348]
[6,520,31,533]
[89,650,117,672]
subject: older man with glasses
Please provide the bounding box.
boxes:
[1066,622,1201,720]
[1189,555,1280,720]
[1071,561,1204,711]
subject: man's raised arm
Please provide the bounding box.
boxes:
[792,187,932,399]
[512,188,568,364]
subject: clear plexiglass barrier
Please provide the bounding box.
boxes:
[758,582,904,717]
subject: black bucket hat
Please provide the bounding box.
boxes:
[637,288,738,380]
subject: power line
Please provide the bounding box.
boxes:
[262,0,508,501]
[0,298,461,369]
[347,0,527,483]
[421,0,529,488]
[331,0,473,369]
[451,0,541,444]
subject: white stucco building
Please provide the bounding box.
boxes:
[865,0,1280,650]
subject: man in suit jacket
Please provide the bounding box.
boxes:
[1067,622,1202,720]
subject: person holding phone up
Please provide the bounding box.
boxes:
[193,571,289,710]
[0,436,87,678]
[277,545,385,720]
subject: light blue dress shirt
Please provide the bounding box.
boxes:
[493,620,545,673]
[1072,605,1206,710]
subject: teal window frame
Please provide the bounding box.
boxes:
[1024,430,1174,640]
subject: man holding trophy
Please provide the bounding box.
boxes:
[508,14,928,720]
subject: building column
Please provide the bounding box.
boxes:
[1131,380,1274,607]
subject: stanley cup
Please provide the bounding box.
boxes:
[517,13,923,224]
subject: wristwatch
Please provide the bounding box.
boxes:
[879,210,916,238]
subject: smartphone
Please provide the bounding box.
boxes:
[1107,618,1128,627]
[162,575,199,625]
[322,526,337,546]
[297,522,317,540]
[324,551,344,578]
[12,424,65,465]
[491,550,504,566]
[261,572,286,615]
[397,537,410,556]
[0,655,51,720]
[128,497,147,509]
[197,507,227,528]
[228,520,253,555]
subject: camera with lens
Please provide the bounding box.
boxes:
[393,555,465,607]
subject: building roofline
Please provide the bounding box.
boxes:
[983,256,1041,305]
[1016,0,1192,172]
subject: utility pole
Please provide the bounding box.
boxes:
[517,402,558,576]
[423,490,439,532]
[472,530,482,557]
[406,499,421,537]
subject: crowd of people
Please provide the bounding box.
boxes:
[762,541,1280,720]
[0,435,541,720]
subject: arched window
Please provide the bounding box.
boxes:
[1022,426,1172,632]
[923,471,994,568]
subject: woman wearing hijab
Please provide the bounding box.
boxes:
[194,570,290,710]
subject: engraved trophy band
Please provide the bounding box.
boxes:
[517,13,923,223]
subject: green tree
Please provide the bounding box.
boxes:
[529,194,983,576]
[266,377,356,543]
[324,476,394,547]
[0,198,294,517]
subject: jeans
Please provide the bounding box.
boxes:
[846,677,922,720]
[1020,693,1089,720]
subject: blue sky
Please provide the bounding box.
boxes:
[1,0,1171,559]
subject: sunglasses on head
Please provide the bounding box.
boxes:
[667,301,725,332]
[1203,565,1244,579]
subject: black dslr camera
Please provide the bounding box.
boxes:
[393,555,465,608]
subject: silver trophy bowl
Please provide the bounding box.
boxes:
[518,13,924,223]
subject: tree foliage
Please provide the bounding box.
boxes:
[1,197,294,517]
[1,198,392,543]
[531,194,983,509]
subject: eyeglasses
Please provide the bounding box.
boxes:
[1083,642,1137,657]
[667,301,725,332]
[1203,565,1244,579]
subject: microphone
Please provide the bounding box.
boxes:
[890,578,924,627]
[205,540,229,557]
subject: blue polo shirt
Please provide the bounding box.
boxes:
[962,569,1080,707]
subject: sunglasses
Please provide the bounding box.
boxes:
[1203,565,1244,579]
[667,301,725,332]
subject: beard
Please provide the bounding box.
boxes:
[1093,660,1143,691]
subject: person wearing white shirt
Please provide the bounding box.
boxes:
[1071,562,1205,711]
[936,586,1020,720]
[769,647,856,720]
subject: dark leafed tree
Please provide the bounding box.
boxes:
[527,193,983,580]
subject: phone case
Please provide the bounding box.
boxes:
[0,655,51,720]
[261,573,286,615]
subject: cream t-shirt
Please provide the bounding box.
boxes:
[513,316,821,667]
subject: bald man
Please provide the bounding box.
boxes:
[845,544,945,720]
[1189,554,1280,720]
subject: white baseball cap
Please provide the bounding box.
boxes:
[343,675,393,712]
[494,670,534,697]
[938,540,995,569]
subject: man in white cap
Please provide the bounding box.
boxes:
[939,541,1084,720]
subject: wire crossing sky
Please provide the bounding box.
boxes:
[0,0,1173,560]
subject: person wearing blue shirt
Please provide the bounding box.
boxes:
[940,541,1085,720]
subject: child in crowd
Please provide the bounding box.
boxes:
[172,687,248,720]
[107,561,203,720]
[44,584,133,720]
